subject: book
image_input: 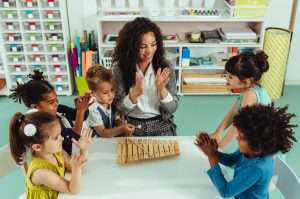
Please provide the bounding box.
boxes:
[201,29,222,43]
[219,27,257,40]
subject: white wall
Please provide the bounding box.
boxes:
[66,0,300,84]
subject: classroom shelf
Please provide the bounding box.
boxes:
[0,0,73,96]
[96,0,267,95]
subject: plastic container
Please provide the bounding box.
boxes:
[24,33,43,42]
[181,47,190,67]
[28,65,47,73]
[224,0,267,17]
[115,0,126,8]
[9,64,27,73]
[49,64,68,73]
[128,0,139,9]
[101,0,112,8]
[101,57,112,68]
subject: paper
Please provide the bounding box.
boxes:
[183,77,227,84]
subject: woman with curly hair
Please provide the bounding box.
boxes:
[195,104,297,199]
[112,17,179,136]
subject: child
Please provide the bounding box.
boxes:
[210,51,272,148]
[9,111,92,199]
[9,70,91,155]
[195,104,297,199]
[86,65,135,137]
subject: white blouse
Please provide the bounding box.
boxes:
[123,64,173,119]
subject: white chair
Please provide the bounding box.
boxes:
[0,144,18,177]
[273,156,300,199]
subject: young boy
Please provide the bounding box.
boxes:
[195,104,297,199]
[86,65,135,137]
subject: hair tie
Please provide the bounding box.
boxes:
[24,124,37,137]
[18,115,25,123]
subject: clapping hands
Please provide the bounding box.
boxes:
[72,128,93,152]
[195,133,218,158]
[155,67,170,93]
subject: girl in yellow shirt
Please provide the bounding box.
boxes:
[9,111,92,199]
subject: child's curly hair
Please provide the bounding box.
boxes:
[9,70,54,108]
[233,103,297,155]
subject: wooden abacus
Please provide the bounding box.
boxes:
[117,138,180,165]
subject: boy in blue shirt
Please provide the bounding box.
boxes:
[195,104,297,199]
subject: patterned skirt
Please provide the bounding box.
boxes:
[126,116,177,136]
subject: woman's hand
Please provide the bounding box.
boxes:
[72,128,93,152]
[155,67,170,93]
[129,71,144,103]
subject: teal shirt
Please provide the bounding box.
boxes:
[207,151,273,199]
[237,85,272,108]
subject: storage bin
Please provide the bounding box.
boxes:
[224,0,267,17]
[231,0,268,6]
[101,57,112,68]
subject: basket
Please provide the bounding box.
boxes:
[224,0,267,17]
[101,57,113,68]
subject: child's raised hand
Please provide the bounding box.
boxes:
[195,133,218,158]
[72,128,93,152]
[210,131,221,143]
[74,93,92,113]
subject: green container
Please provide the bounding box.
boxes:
[75,77,89,96]
[234,0,268,6]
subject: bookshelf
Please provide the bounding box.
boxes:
[96,0,267,95]
[0,0,73,96]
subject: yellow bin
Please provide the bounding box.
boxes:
[75,77,89,96]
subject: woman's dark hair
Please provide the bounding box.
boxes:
[9,70,54,108]
[233,103,297,155]
[225,51,269,82]
[113,17,169,93]
[9,111,59,165]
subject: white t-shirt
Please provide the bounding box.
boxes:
[87,101,112,127]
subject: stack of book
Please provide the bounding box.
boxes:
[219,26,257,43]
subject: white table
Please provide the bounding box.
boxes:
[59,136,222,199]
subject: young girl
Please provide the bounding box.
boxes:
[195,104,297,199]
[9,111,92,199]
[86,65,135,137]
[9,70,91,155]
[210,51,272,148]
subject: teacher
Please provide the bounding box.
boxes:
[112,17,179,136]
